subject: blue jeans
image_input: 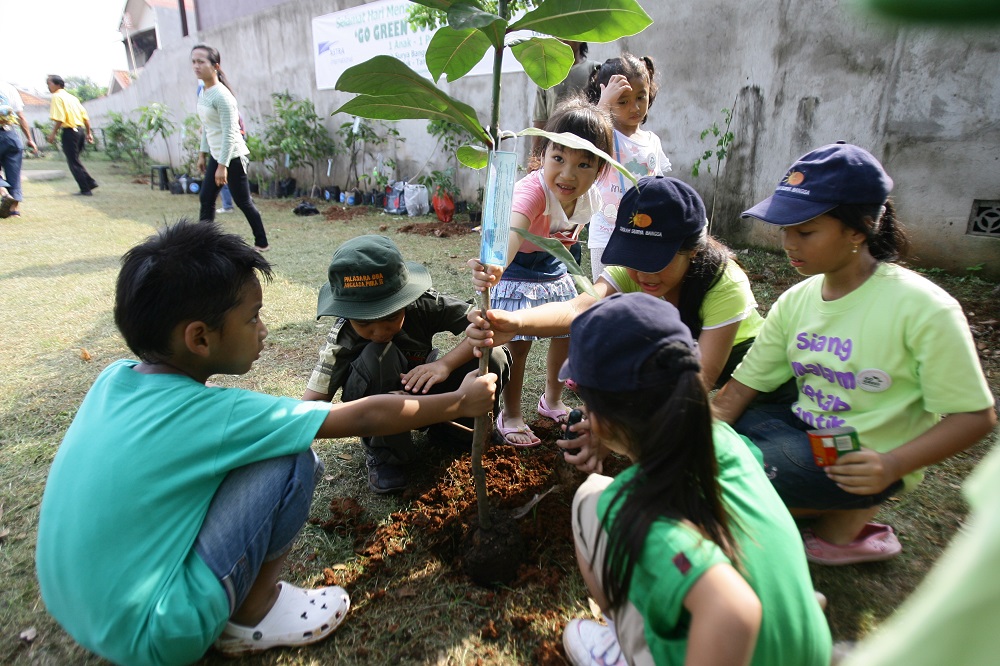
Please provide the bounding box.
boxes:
[193,449,322,614]
[734,404,903,511]
[0,129,24,201]
[220,184,233,210]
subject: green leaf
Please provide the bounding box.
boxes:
[508,0,652,42]
[458,144,489,169]
[448,2,506,29]
[512,228,598,298]
[426,27,493,82]
[517,127,636,186]
[335,56,491,145]
[510,37,574,89]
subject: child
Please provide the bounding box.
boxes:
[585,53,671,281]
[303,234,510,494]
[468,176,765,392]
[713,143,996,564]
[35,221,496,666]
[476,98,612,446]
[192,44,270,251]
[559,292,831,666]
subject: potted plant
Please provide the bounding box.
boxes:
[421,168,458,222]
[467,184,484,224]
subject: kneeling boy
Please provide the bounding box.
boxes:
[304,235,509,494]
[35,221,496,666]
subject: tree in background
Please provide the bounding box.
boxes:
[65,77,107,102]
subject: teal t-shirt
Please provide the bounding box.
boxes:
[597,421,831,665]
[36,360,330,666]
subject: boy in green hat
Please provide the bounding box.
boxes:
[304,235,510,494]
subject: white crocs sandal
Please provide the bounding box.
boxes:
[214,581,350,656]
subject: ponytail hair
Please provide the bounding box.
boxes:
[578,342,737,611]
[828,198,908,262]
[585,53,659,122]
[192,44,236,98]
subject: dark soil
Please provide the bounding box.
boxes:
[397,221,475,237]
[324,205,381,222]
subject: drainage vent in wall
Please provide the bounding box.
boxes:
[967,200,1000,238]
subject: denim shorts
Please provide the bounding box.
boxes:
[193,449,323,614]
[734,404,903,511]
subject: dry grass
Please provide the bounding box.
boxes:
[1,154,997,665]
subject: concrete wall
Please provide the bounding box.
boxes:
[85,0,1000,276]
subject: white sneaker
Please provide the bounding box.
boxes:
[216,207,234,214]
[563,619,626,666]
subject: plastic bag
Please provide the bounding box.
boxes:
[404,183,429,216]
[384,181,406,214]
[432,191,455,223]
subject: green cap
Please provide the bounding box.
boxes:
[316,235,432,320]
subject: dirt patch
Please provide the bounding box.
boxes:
[397,221,475,237]
[324,205,382,222]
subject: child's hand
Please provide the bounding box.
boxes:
[400,360,449,394]
[457,370,497,417]
[825,448,902,496]
[467,258,504,292]
[598,74,632,111]
[465,308,519,357]
[557,415,606,474]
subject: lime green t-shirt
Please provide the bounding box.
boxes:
[597,421,831,665]
[603,261,764,345]
[732,263,993,488]
[36,360,330,666]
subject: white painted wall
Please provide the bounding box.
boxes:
[84,0,1000,276]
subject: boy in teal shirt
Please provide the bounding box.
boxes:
[35,220,496,666]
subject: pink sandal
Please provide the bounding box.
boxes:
[537,394,570,423]
[493,410,541,448]
[803,523,901,566]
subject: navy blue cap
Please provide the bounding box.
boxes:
[559,292,699,392]
[601,176,707,273]
[742,142,893,226]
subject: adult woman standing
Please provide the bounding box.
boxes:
[192,44,269,251]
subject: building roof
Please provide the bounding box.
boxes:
[17,89,49,107]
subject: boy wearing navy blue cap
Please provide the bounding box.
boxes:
[304,235,510,494]
[714,143,995,565]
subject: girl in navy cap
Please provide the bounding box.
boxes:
[560,293,831,666]
[469,176,767,393]
[714,143,995,565]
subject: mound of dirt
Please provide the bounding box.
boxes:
[324,205,380,221]
[397,221,475,237]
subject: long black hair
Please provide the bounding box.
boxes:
[676,234,733,339]
[578,342,737,611]
[828,198,908,262]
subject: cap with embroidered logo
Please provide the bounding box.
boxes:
[741,142,893,226]
[601,176,707,274]
[316,235,432,320]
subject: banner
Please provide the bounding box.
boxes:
[312,0,526,90]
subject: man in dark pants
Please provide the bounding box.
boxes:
[46,75,97,196]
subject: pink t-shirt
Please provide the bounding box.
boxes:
[511,169,601,254]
